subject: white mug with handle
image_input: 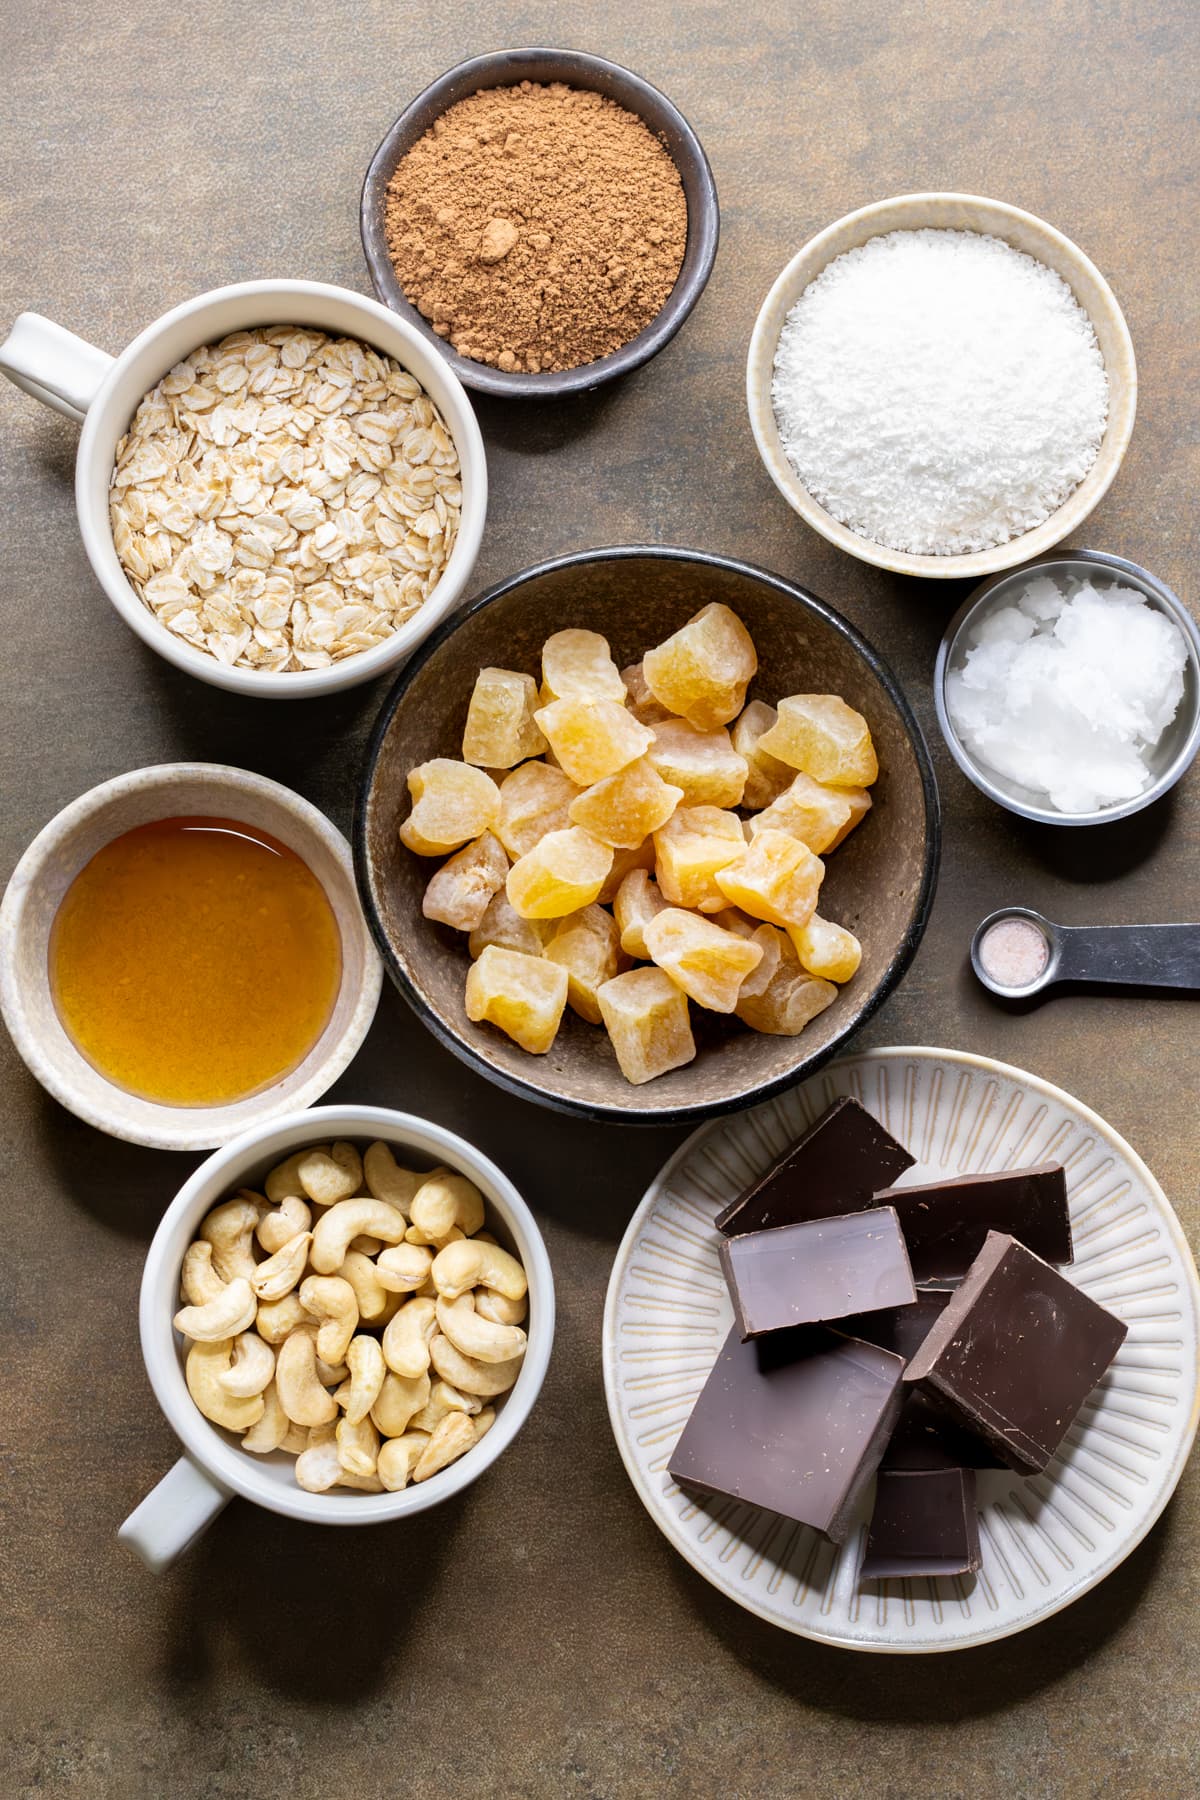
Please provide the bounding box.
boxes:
[119,1104,554,1573]
[0,280,487,699]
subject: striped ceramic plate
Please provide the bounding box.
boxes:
[602,1046,1200,1652]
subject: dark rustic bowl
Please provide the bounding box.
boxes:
[354,547,940,1125]
[360,48,719,399]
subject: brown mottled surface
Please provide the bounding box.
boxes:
[1,2,1197,1796]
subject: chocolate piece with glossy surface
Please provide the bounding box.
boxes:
[861,1468,981,1579]
[840,1292,1003,1468]
[668,1326,905,1543]
[720,1207,915,1339]
[905,1231,1127,1474]
[714,1097,915,1235]
[873,1164,1071,1280]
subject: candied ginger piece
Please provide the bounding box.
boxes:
[543,903,623,1024]
[758,695,878,787]
[735,929,838,1035]
[621,661,673,726]
[731,701,794,810]
[653,805,746,913]
[462,668,546,769]
[642,603,758,729]
[613,868,670,959]
[643,908,764,1014]
[465,946,567,1055]
[506,827,613,919]
[534,697,655,786]
[568,756,682,849]
[400,760,501,856]
[789,914,862,984]
[826,786,872,850]
[541,629,626,705]
[732,921,788,999]
[598,837,656,904]
[495,761,580,860]
[597,967,696,1086]
[646,719,748,807]
[468,889,550,960]
[422,832,509,931]
[749,772,852,854]
[714,828,824,929]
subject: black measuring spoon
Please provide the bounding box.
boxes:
[971,906,1200,1000]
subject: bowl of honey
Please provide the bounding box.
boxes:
[0,764,383,1149]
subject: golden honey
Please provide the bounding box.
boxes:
[49,817,342,1106]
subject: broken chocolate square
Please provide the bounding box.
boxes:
[873,1164,1072,1280]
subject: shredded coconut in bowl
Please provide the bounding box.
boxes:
[945,575,1188,814]
[771,228,1110,556]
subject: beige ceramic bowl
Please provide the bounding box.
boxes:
[0,764,383,1149]
[746,193,1137,580]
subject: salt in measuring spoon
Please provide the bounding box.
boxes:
[971,906,1200,1000]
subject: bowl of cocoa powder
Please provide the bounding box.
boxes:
[360,49,719,398]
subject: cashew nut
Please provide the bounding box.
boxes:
[336,1411,380,1477]
[382,1295,437,1379]
[256,1292,315,1345]
[472,1406,496,1444]
[298,1275,359,1367]
[295,1439,384,1494]
[475,1286,528,1327]
[217,1331,276,1398]
[185,1338,266,1432]
[428,1330,524,1398]
[414,1412,476,1482]
[280,1422,309,1454]
[376,1432,431,1491]
[436,1292,528,1365]
[249,1230,312,1302]
[410,1379,480,1432]
[410,1172,486,1242]
[275,1328,338,1427]
[265,1147,327,1205]
[180,1240,226,1307]
[337,1250,401,1325]
[374,1243,434,1294]
[199,1197,261,1283]
[405,1221,466,1250]
[310,1199,409,1273]
[343,1335,386,1424]
[173,1276,257,1343]
[241,1380,289,1453]
[298,1140,362,1206]
[256,1192,312,1255]
[370,1370,430,1438]
[363,1140,421,1215]
[430,1237,528,1302]
[348,1234,384,1256]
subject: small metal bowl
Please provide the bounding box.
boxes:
[360,48,719,399]
[934,549,1200,826]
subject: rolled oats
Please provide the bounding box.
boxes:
[109,327,462,673]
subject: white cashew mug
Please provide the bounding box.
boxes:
[0,280,487,697]
[119,1106,554,1572]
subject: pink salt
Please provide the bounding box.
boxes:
[979,918,1049,988]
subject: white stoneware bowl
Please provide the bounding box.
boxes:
[118,1105,554,1571]
[746,193,1137,580]
[604,1046,1200,1652]
[0,763,382,1149]
[0,280,487,696]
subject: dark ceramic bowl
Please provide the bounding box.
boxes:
[355,547,940,1126]
[360,48,719,399]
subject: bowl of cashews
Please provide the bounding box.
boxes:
[119,1103,554,1571]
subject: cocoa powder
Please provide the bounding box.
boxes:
[384,81,688,375]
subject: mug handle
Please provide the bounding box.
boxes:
[117,1454,231,1573]
[0,312,115,422]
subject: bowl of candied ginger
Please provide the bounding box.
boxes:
[355,546,940,1123]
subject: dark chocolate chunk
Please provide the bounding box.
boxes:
[838,1293,1002,1468]
[720,1207,916,1340]
[668,1327,905,1543]
[861,1468,981,1580]
[905,1231,1128,1474]
[714,1097,914,1237]
[873,1164,1072,1280]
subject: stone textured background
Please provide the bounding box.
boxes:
[1,2,1197,1795]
